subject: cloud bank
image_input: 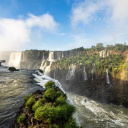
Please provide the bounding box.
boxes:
[0,13,58,51]
[70,0,128,47]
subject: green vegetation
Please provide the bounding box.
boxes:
[24,94,32,101]
[16,81,81,128]
[45,81,54,89]
[25,96,36,108]
[32,99,43,111]
[17,114,26,123]
[43,88,56,102]
[8,67,19,71]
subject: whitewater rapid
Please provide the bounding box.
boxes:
[33,70,128,128]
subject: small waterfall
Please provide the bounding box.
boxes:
[66,64,76,80]
[54,68,56,79]
[62,51,64,58]
[8,52,22,68]
[91,63,94,80]
[106,69,110,84]
[57,52,61,60]
[48,51,54,61]
[40,61,47,71]
[44,62,52,76]
[83,66,88,80]
[42,53,45,61]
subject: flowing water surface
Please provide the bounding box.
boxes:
[0,67,42,128]
[0,67,128,128]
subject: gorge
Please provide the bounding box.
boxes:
[0,44,128,127]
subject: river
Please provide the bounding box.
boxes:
[0,67,128,128]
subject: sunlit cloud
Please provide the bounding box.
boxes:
[0,13,58,51]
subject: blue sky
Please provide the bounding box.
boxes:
[0,0,128,51]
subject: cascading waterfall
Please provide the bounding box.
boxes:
[62,51,64,58]
[66,64,76,80]
[40,61,47,71]
[48,51,54,61]
[54,67,56,79]
[106,69,110,84]
[57,52,61,60]
[91,63,94,80]
[44,62,52,76]
[83,66,88,80]
[40,51,55,76]
[8,52,22,68]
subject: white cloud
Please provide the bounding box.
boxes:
[70,0,128,47]
[108,0,128,23]
[71,0,104,26]
[0,13,58,51]
[71,0,128,26]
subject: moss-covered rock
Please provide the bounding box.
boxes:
[15,81,81,128]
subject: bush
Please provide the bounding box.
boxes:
[55,104,75,120]
[56,91,63,98]
[17,114,26,123]
[32,99,43,111]
[64,117,80,128]
[45,81,54,90]
[54,96,66,106]
[25,96,36,108]
[44,88,56,102]
[9,67,18,71]
[24,94,32,101]
[34,103,56,123]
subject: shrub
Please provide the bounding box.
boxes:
[24,94,32,101]
[17,114,26,123]
[32,99,43,111]
[56,91,63,98]
[45,81,54,90]
[55,104,75,120]
[25,96,36,108]
[44,88,56,102]
[8,67,18,71]
[34,103,55,123]
[49,124,59,128]
[54,96,66,106]
[64,117,80,128]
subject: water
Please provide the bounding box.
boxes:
[67,93,128,128]
[66,64,76,80]
[106,69,110,84]
[8,52,22,68]
[83,66,88,80]
[48,51,54,61]
[1,67,128,128]
[0,67,42,128]
[33,70,128,128]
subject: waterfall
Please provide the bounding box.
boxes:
[62,51,64,58]
[54,68,56,79]
[91,63,94,80]
[48,51,54,61]
[44,62,52,76]
[83,66,88,80]
[57,52,61,60]
[66,64,76,80]
[40,61,47,71]
[106,69,110,84]
[42,53,45,61]
[8,52,22,68]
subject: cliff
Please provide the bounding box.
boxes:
[1,44,128,107]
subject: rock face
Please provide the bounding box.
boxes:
[1,47,128,107]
